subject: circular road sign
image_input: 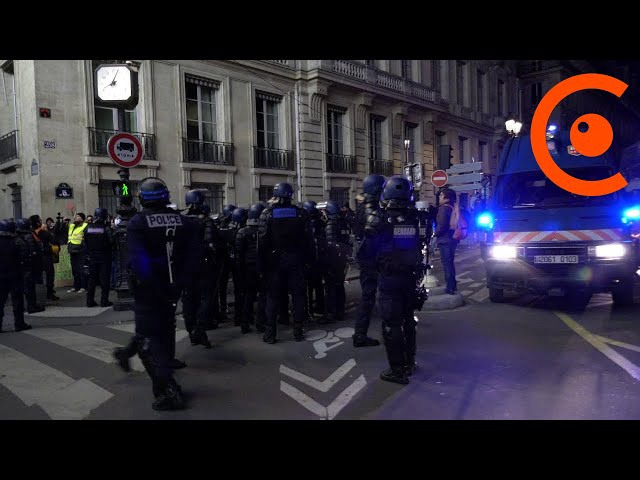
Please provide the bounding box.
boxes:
[107,132,144,169]
[431,169,448,188]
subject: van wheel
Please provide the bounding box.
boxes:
[612,280,634,307]
[489,287,506,303]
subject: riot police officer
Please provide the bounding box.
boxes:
[235,202,266,333]
[365,176,423,385]
[123,177,199,410]
[217,203,237,321]
[319,200,351,324]
[83,208,115,308]
[0,219,31,332]
[15,218,43,314]
[181,189,217,348]
[352,174,386,347]
[258,182,314,343]
[302,200,326,321]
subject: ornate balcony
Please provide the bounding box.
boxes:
[88,128,156,160]
[326,153,357,174]
[0,130,18,165]
[183,138,234,165]
[369,158,393,176]
[253,146,294,170]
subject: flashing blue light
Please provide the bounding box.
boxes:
[547,125,557,132]
[622,206,640,224]
[477,212,494,229]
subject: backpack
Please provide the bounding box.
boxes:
[448,203,468,241]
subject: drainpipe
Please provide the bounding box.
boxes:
[12,70,18,132]
[294,82,302,203]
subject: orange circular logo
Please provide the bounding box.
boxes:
[531,73,628,196]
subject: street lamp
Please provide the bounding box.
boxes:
[505,119,522,136]
[404,139,411,164]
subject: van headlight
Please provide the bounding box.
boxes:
[490,245,517,259]
[589,243,626,259]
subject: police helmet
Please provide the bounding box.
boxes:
[273,182,294,199]
[362,174,386,196]
[16,218,31,232]
[248,202,266,220]
[185,189,206,207]
[222,204,237,219]
[231,207,248,224]
[381,176,412,202]
[0,218,16,233]
[302,200,317,213]
[325,200,340,216]
[94,207,108,220]
[139,177,170,206]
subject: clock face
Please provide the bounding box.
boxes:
[96,65,132,102]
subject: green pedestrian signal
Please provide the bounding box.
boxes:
[121,184,129,196]
[113,181,132,198]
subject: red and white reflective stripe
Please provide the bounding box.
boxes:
[493,229,624,243]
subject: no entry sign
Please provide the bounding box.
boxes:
[431,169,448,187]
[107,132,144,169]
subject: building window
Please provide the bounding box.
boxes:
[259,185,274,203]
[98,180,140,217]
[531,82,542,106]
[401,60,411,79]
[330,187,350,207]
[477,70,485,113]
[431,61,441,90]
[435,131,446,148]
[456,61,467,107]
[95,106,137,132]
[327,105,346,155]
[11,185,21,220]
[458,136,468,164]
[256,91,281,150]
[369,115,385,160]
[479,141,487,163]
[186,75,220,143]
[498,80,505,116]
[404,123,417,164]
[191,182,225,214]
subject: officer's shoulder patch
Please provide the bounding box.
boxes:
[393,225,417,237]
[146,213,183,228]
[272,207,297,219]
[87,227,105,234]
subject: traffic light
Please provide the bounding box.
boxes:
[113,180,132,198]
[437,144,454,170]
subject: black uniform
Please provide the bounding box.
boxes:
[181,210,218,343]
[306,209,327,320]
[127,205,199,404]
[0,229,29,332]
[83,220,114,307]
[258,201,314,342]
[218,217,244,322]
[366,202,423,382]
[323,212,351,323]
[353,193,382,342]
[235,218,265,332]
[15,225,40,312]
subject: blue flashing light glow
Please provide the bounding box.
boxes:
[547,125,557,132]
[477,212,493,229]
[622,206,640,223]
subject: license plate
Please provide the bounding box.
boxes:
[533,255,579,264]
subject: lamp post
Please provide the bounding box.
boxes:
[505,118,523,136]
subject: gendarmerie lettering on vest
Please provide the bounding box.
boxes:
[393,226,417,237]
[87,227,105,234]
[146,214,183,228]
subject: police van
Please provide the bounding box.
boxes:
[477,127,638,308]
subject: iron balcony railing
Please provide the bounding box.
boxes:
[253,146,294,170]
[326,153,357,174]
[369,158,393,176]
[0,130,18,165]
[183,138,234,165]
[88,128,157,160]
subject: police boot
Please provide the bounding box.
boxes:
[113,347,131,372]
[170,358,187,369]
[293,326,305,342]
[352,334,380,348]
[405,357,418,377]
[241,322,252,334]
[380,368,409,385]
[152,381,186,411]
[14,322,32,332]
[316,315,336,325]
[189,328,212,349]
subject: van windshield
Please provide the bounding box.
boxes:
[495,167,618,210]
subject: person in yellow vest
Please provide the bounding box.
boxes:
[67,213,88,293]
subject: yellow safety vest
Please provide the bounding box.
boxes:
[68,222,88,245]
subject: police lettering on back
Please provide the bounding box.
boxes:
[146,213,183,228]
